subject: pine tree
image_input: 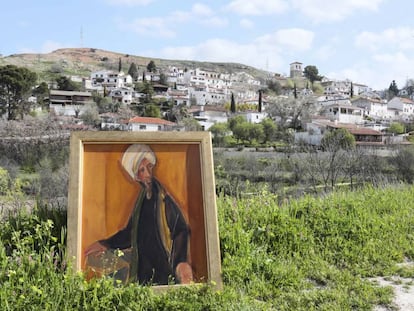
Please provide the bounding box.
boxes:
[388,80,399,99]
[118,58,122,72]
[128,62,139,80]
[230,93,236,113]
[350,82,354,98]
[293,83,297,99]
[258,90,262,112]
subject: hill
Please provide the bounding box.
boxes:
[0,47,273,83]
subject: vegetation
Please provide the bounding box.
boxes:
[56,76,81,91]
[388,80,399,99]
[127,62,139,80]
[0,65,37,120]
[1,185,414,309]
[0,119,413,309]
[303,65,323,84]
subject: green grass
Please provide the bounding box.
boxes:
[1,185,414,309]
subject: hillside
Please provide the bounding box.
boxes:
[0,47,273,83]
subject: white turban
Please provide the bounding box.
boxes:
[121,144,156,180]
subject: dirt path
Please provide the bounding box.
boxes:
[373,276,414,311]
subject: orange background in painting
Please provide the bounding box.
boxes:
[81,143,207,282]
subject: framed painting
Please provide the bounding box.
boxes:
[67,131,222,290]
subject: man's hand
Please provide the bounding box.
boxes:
[175,262,193,284]
[84,241,107,257]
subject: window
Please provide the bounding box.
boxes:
[139,125,146,130]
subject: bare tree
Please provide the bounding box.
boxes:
[266,95,317,130]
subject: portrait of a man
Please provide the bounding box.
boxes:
[84,144,193,285]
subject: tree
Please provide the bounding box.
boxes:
[388,80,399,99]
[144,104,161,118]
[56,76,81,91]
[80,103,100,127]
[182,117,202,131]
[266,80,282,95]
[118,57,122,72]
[137,81,154,104]
[209,123,229,147]
[33,82,49,107]
[230,92,236,113]
[267,95,317,130]
[258,90,263,112]
[321,128,355,151]
[147,60,157,73]
[321,128,356,189]
[228,115,246,132]
[128,62,139,80]
[261,118,276,143]
[350,82,354,98]
[293,83,297,99]
[391,146,414,183]
[0,65,37,120]
[93,93,118,113]
[303,65,322,84]
[387,122,405,135]
[159,72,168,86]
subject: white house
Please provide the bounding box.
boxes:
[91,70,133,91]
[49,90,93,117]
[188,85,228,106]
[244,112,268,124]
[295,119,383,146]
[190,106,228,130]
[168,89,190,106]
[108,87,133,105]
[321,103,364,124]
[352,97,388,120]
[128,116,177,131]
[387,97,414,121]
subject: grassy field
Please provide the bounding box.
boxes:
[0,185,413,310]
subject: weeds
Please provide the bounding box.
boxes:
[1,185,413,309]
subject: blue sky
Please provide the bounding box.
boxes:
[2,0,413,90]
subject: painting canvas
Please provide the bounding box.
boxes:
[67,131,222,290]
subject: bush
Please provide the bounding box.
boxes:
[0,167,10,195]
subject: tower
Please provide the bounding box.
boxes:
[290,62,303,79]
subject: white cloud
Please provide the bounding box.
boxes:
[255,28,314,51]
[122,3,227,38]
[124,17,175,38]
[41,40,68,53]
[153,29,313,73]
[199,16,228,27]
[291,0,384,23]
[355,27,414,52]
[327,50,414,90]
[240,18,254,29]
[192,3,213,16]
[224,0,289,16]
[106,0,153,5]
[314,45,335,60]
[18,40,69,55]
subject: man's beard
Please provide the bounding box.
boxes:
[141,180,153,199]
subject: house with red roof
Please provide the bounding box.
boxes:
[295,119,384,146]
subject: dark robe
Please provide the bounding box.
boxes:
[101,178,190,285]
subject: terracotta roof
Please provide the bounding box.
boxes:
[313,120,382,135]
[400,97,414,104]
[128,116,176,125]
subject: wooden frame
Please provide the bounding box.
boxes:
[67,131,222,290]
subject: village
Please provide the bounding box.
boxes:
[44,58,414,148]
